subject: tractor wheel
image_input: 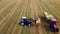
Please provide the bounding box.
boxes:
[56,28,59,32]
[21,23,24,26]
[28,24,31,27]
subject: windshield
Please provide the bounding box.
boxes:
[52,21,56,24]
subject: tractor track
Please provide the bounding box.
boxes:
[6,0,23,34]
[0,0,17,25]
[35,0,49,34]
[30,0,40,34]
[10,0,30,34]
[0,3,17,32]
[10,0,26,34]
[0,0,22,34]
[19,0,31,34]
[49,0,60,15]
[0,0,17,14]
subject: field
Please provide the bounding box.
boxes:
[0,0,60,34]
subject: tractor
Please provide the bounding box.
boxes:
[43,11,59,32]
[20,17,41,26]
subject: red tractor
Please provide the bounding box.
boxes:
[43,11,59,32]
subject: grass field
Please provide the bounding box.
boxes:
[0,0,60,34]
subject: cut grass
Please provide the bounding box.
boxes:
[0,11,18,34]
[21,26,30,34]
[0,2,16,21]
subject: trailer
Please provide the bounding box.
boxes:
[43,11,59,32]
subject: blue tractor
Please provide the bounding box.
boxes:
[20,17,34,26]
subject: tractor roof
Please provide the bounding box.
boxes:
[50,18,56,21]
[21,17,26,19]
